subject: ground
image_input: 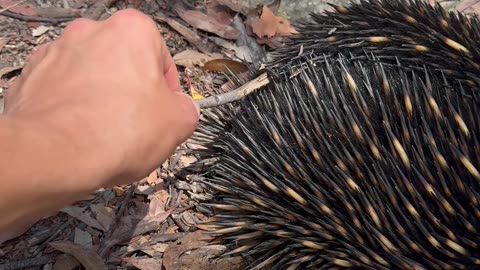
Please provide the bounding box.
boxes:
[0,0,469,269]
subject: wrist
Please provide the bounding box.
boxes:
[0,115,101,240]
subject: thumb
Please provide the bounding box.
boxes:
[168,91,200,144]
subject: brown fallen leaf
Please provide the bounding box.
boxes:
[90,204,114,231]
[49,241,108,270]
[145,170,158,185]
[74,227,92,247]
[251,5,277,38]
[456,0,479,10]
[123,257,163,270]
[267,0,282,14]
[215,0,250,14]
[201,59,248,73]
[163,231,244,270]
[175,6,240,40]
[173,50,224,69]
[153,13,212,54]
[163,230,213,270]
[0,37,10,52]
[250,5,297,39]
[0,0,34,15]
[207,1,234,26]
[60,206,106,232]
[147,190,168,216]
[53,254,81,270]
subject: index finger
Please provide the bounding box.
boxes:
[160,40,181,92]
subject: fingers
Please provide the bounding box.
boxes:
[160,91,200,150]
[21,42,50,78]
[159,40,181,92]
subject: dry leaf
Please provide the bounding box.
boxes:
[135,185,155,195]
[137,243,169,256]
[248,5,297,39]
[215,0,250,14]
[201,59,248,73]
[53,254,80,270]
[207,2,234,25]
[456,0,480,11]
[175,8,240,40]
[0,0,35,15]
[146,190,169,220]
[49,241,108,270]
[74,228,92,247]
[209,37,254,63]
[112,186,125,197]
[163,231,243,270]
[122,257,163,270]
[32,25,50,37]
[145,170,157,185]
[163,231,213,270]
[173,50,223,69]
[251,6,277,38]
[60,206,105,231]
[0,37,10,53]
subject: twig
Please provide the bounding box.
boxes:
[195,72,269,109]
[0,256,55,270]
[99,220,161,255]
[0,0,26,13]
[153,12,211,54]
[105,184,137,240]
[0,10,77,23]
[32,218,73,256]
[98,183,137,257]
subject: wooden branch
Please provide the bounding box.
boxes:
[195,72,269,109]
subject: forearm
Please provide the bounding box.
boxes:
[0,115,98,241]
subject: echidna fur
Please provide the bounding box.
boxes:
[188,0,480,269]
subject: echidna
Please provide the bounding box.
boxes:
[189,0,480,269]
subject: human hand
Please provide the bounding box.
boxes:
[4,9,199,189]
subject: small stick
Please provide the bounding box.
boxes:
[0,10,77,23]
[195,72,269,109]
[98,183,137,257]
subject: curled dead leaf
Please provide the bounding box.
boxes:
[173,50,224,69]
[175,7,240,40]
[49,241,108,270]
[247,5,298,40]
[201,59,248,73]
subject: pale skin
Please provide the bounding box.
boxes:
[0,9,199,244]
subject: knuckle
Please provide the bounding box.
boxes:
[63,18,93,34]
[109,9,152,28]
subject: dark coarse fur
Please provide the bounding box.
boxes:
[188,0,480,269]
